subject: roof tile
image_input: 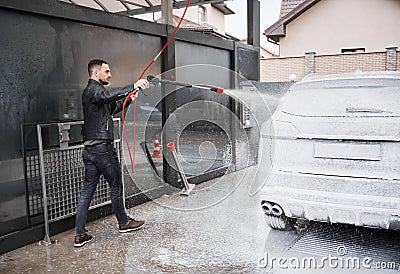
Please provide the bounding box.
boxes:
[280,0,306,17]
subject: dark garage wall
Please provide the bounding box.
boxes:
[0,6,161,238]
[0,0,259,254]
[175,40,231,87]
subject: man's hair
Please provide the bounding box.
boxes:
[88,59,108,76]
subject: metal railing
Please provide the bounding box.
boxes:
[37,119,121,245]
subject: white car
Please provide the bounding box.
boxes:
[260,71,400,231]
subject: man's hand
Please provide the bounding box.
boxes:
[130,92,138,100]
[134,79,150,90]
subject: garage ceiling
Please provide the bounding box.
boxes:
[59,0,229,16]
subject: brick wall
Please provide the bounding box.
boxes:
[260,56,305,82]
[315,52,386,74]
[397,51,400,71]
[261,50,399,82]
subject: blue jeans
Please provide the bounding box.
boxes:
[75,143,129,236]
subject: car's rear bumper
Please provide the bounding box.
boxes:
[260,171,400,230]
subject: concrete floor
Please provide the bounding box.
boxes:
[0,168,269,273]
[1,167,399,273]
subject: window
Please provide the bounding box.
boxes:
[281,80,400,117]
[341,48,365,54]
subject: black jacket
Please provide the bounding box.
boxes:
[82,79,133,141]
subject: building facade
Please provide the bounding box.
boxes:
[262,0,400,81]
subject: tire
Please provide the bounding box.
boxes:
[264,214,296,231]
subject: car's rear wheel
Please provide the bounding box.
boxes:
[264,214,296,231]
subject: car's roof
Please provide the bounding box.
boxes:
[299,71,400,84]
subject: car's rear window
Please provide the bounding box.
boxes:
[281,79,400,117]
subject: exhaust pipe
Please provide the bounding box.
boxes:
[261,201,273,215]
[271,204,284,217]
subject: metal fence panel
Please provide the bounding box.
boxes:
[43,146,111,222]
[37,119,120,244]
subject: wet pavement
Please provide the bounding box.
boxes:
[1,167,400,273]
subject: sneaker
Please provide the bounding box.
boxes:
[74,233,93,247]
[119,219,145,233]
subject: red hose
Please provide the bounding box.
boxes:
[122,0,191,173]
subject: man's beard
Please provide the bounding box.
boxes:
[99,79,110,85]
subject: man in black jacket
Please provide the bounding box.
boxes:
[74,59,149,247]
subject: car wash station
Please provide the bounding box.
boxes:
[1,0,400,273]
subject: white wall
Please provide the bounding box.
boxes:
[280,0,400,56]
[135,5,226,35]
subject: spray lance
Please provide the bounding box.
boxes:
[146,75,224,93]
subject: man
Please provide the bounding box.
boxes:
[74,59,149,247]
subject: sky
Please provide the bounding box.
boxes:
[225,0,282,54]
